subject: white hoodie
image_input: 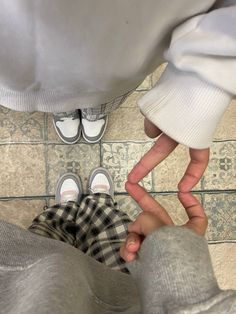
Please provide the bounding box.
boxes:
[0,0,235,148]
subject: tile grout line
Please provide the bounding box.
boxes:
[208,240,236,244]
[0,139,236,146]
[1,189,236,200]
[213,139,236,143]
[201,192,205,207]
[0,141,104,145]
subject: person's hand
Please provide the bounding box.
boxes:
[128,118,210,192]
[120,182,208,262]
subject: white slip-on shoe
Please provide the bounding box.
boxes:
[88,167,114,198]
[53,110,81,144]
[55,173,83,204]
[81,115,108,143]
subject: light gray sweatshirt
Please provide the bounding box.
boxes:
[0,0,236,148]
[0,221,235,313]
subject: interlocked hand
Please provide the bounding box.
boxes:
[120,183,208,262]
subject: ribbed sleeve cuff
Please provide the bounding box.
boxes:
[138,65,232,149]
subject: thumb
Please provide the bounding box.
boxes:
[129,212,166,236]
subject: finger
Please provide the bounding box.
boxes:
[144,118,162,138]
[178,148,210,192]
[120,243,137,262]
[125,182,173,225]
[120,232,142,262]
[178,192,208,235]
[129,212,166,236]
[128,134,178,183]
[125,231,142,253]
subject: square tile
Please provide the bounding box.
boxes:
[116,192,235,242]
[0,106,45,142]
[209,243,236,290]
[0,144,46,197]
[116,193,201,225]
[156,192,234,244]
[153,193,190,225]
[47,113,60,142]
[102,142,153,192]
[203,193,236,241]
[120,91,147,108]
[0,198,46,229]
[136,75,152,91]
[158,192,236,242]
[214,99,236,141]
[153,145,202,192]
[47,143,100,194]
[103,107,152,141]
[203,142,236,190]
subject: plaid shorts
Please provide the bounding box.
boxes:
[81,89,134,121]
[28,194,132,273]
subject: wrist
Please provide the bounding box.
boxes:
[138,65,232,149]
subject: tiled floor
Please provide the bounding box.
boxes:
[0,64,235,290]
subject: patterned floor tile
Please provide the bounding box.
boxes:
[151,63,167,86]
[47,113,60,142]
[116,193,188,223]
[120,91,146,108]
[116,192,236,242]
[136,75,152,91]
[153,145,202,192]
[209,243,236,290]
[214,99,236,141]
[103,107,151,141]
[203,193,236,241]
[116,193,200,225]
[203,142,236,190]
[0,144,46,197]
[102,142,153,193]
[0,199,46,229]
[159,192,236,242]
[153,193,190,225]
[0,106,45,142]
[47,143,100,195]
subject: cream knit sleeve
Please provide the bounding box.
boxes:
[139,2,236,149]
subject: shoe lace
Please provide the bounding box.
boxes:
[55,111,79,122]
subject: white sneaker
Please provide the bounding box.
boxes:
[53,110,81,144]
[81,115,108,143]
[55,173,83,204]
[88,167,114,198]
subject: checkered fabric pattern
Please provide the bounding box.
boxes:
[81,89,134,121]
[28,194,132,273]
